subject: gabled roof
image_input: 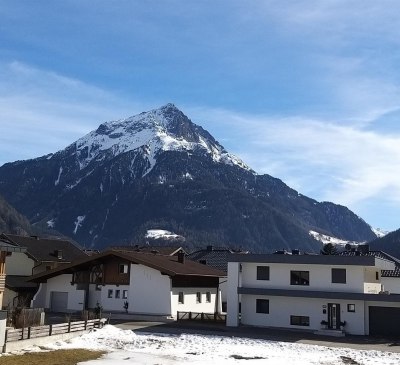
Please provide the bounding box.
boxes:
[0,237,27,253]
[29,249,225,282]
[188,246,247,273]
[339,250,400,277]
[1,233,87,263]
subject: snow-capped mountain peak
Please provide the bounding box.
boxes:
[72,104,251,173]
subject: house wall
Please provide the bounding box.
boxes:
[31,283,47,308]
[103,257,130,285]
[240,295,366,335]
[2,287,18,308]
[129,264,172,316]
[5,252,34,276]
[43,274,85,312]
[363,267,382,293]
[227,262,240,326]
[171,287,219,317]
[381,277,400,294]
[241,262,371,293]
[99,284,129,312]
[87,284,101,309]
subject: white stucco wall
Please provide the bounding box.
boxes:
[227,262,240,326]
[31,283,47,308]
[87,284,101,309]
[381,277,400,294]
[129,264,172,315]
[171,287,219,317]
[99,284,129,312]
[240,295,366,335]
[44,274,85,312]
[241,262,373,293]
[5,252,34,276]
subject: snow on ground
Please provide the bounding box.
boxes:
[372,228,389,238]
[309,230,362,247]
[145,229,180,240]
[10,325,400,365]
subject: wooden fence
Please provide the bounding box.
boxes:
[5,318,107,343]
[177,311,226,322]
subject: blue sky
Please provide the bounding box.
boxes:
[1,1,400,232]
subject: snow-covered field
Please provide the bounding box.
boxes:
[4,325,400,364]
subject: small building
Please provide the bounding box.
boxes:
[188,245,247,311]
[0,233,87,308]
[29,249,225,318]
[227,253,400,336]
[0,238,27,308]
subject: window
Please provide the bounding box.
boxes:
[256,299,269,314]
[347,304,355,312]
[290,271,309,286]
[290,315,310,326]
[199,260,207,265]
[206,291,211,303]
[178,292,184,304]
[108,289,113,298]
[332,268,346,284]
[257,266,270,280]
[119,264,129,274]
[376,271,379,280]
[196,292,202,303]
[115,290,120,299]
[123,290,128,299]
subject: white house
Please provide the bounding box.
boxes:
[29,249,225,318]
[227,253,400,336]
[1,233,87,309]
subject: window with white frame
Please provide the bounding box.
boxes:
[119,263,129,274]
[123,290,128,299]
[115,289,120,299]
[178,292,184,304]
[108,289,113,298]
[206,291,211,303]
[196,292,202,303]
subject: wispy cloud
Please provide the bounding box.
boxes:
[0,61,144,164]
[189,106,400,213]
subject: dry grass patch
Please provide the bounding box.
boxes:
[0,349,106,365]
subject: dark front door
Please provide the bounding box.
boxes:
[328,303,341,329]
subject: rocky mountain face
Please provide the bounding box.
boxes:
[0,194,34,235]
[0,104,377,251]
[369,229,400,258]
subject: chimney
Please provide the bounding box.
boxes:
[55,249,63,259]
[177,250,185,264]
[206,245,213,252]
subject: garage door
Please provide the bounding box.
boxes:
[369,306,400,337]
[50,291,68,312]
